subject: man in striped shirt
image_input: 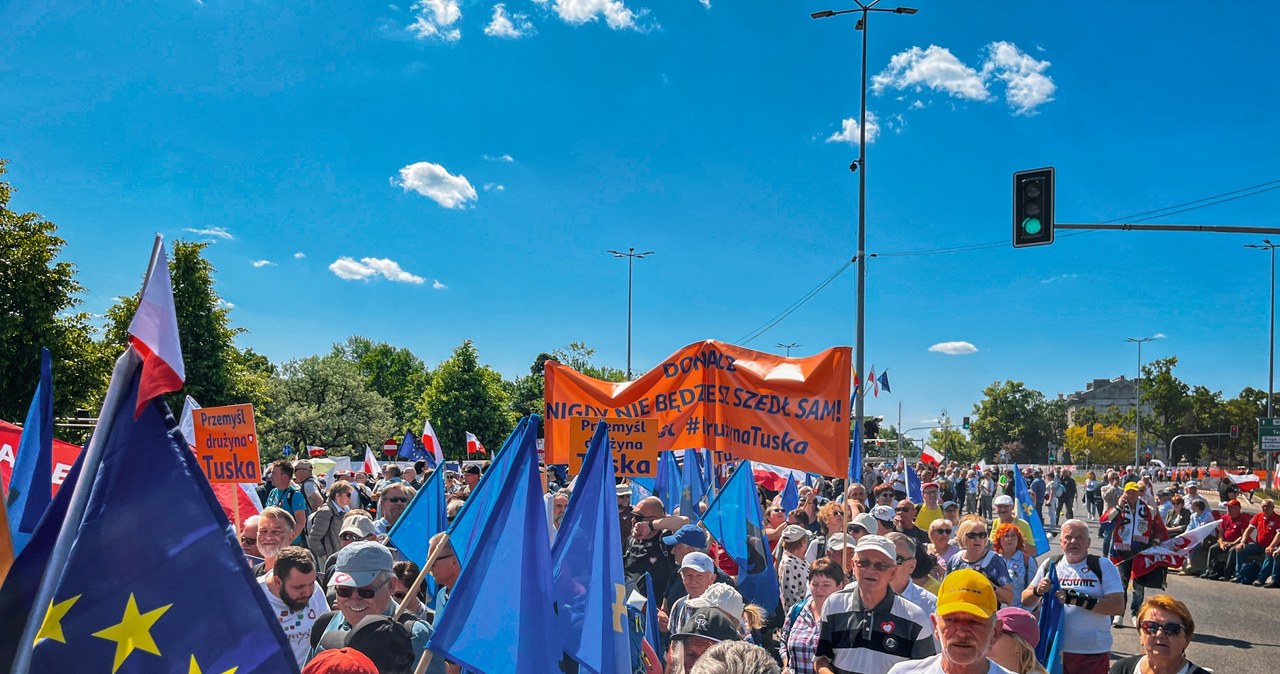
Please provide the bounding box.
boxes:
[815,535,935,674]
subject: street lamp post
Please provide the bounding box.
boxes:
[1126,335,1162,467]
[607,247,655,379]
[1245,240,1278,486]
[811,2,917,467]
[776,342,801,356]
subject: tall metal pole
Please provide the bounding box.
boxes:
[1247,241,1278,485]
[608,247,655,379]
[854,6,869,468]
[1135,340,1143,467]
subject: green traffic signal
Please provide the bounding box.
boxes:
[1021,218,1042,235]
[1012,167,1055,248]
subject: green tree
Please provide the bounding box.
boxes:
[1177,385,1226,464]
[102,240,270,411]
[419,340,516,460]
[1140,356,1190,448]
[0,160,112,421]
[333,336,431,433]
[969,380,1052,463]
[1064,424,1134,466]
[509,352,555,419]
[260,354,394,458]
[928,427,980,465]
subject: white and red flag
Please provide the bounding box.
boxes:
[363,445,382,476]
[1132,519,1221,577]
[1226,472,1262,493]
[127,236,185,415]
[465,431,487,455]
[752,462,806,492]
[307,445,326,457]
[921,445,944,466]
[422,418,445,466]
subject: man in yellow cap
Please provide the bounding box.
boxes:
[887,569,1011,674]
[1102,482,1167,627]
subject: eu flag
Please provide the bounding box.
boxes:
[701,460,781,612]
[445,417,530,568]
[654,451,681,515]
[1035,559,1065,674]
[780,475,800,513]
[7,347,53,556]
[906,463,923,504]
[848,420,863,484]
[1013,464,1051,555]
[428,414,560,674]
[2,356,299,673]
[680,448,706,524]
[552,421,630,674]
[388,464,446,568]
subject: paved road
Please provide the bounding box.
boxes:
[1033,488,1279,673]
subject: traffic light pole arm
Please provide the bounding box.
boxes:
[1056,223,1280,234]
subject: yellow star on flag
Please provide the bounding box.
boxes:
[34,594,82,645]
[189,654,238,674]
[91,593,173,674]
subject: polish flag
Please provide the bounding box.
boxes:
[363,445,382,476]
[422,418,445,466]
[921,445,944,466]
[1133,520,1221,577]
[752,462,806,492]
[1227,472,1262,492]
[466,431,487,455]
[127,236,185,415]
[307,445,326,458]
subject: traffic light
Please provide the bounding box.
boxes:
[1086,423,1095,438]
[1013,167,1055,248]
[962,416,971,430]
[1231,425,1239,438]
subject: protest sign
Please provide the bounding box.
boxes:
[567,416,658,476]
[0,420,81,496]
[546,340,852,477]
[191,404,261,483]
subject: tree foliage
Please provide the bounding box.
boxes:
[969,380,1053,463]
[419,340,516,460]
[1064,423,1135,466]
[261,354,394,458]
[0,160,112,421]
[333,336,431,434]
[927,427,980,465]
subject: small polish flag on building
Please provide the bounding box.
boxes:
[466,431,487,455]
[422,418,445,466]
[921,445,944,466]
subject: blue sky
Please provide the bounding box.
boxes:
[3,1,1279,429]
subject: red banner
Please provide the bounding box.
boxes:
[545,340,852,477]
[0,420,83,497]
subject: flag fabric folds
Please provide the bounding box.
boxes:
[1035,559,1066,674]
[877,370,891,394]
[428,414,560,674]
[445,417,530,568]
[397,429,421,461]
[905,463,923,504]
[465,431,487,456]
[551,421,630,674]
[421,418,445,468]
[641,572,663,668]
[779,474,800,513]
[388,465,447,568]
[701,460,781,612]
[654,451,681,514]
[848,418,863,485]
[921,445,944,466]
[1133,520,1222,577]
[630,480,653,507]
[1012,464,1051,556]
[363,445,381,476]
[7,347,53,556]
[126,237,185,415]
[867,366,879,398]
[1226,472,1262,492]
[680,449,706,524]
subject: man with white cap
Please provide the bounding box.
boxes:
[886,569,1013,674]
[870,505,896,535]
[814,535,935,674]
[665,551,719,635]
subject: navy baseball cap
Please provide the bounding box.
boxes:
[662,524,707,548]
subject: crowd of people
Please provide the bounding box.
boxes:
[232,455,1275,674]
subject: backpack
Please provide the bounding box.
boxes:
[308,610,424,651]
[1047,553,1103,583]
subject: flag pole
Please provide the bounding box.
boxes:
[395,532,451,621]
[840,503,849,573]
[233,487,241,535]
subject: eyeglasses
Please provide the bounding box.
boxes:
[392,591,408,601]
[431,554,455,566]
[1139,621,1186,637]
[386,497,409,504]
[895,555,908,565]
[335,579,388,600]
[895,506,912,512]
[340,533,363,542]
[966,531,989,540]
[932,528,953,536]
[848,526,867,535]
[854,559,895,572]
[240,536,256,545]
[769,508,784,514]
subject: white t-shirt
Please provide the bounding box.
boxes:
[258,575,331,668]
[888,654,1014,674]
[1028,555,1123,655]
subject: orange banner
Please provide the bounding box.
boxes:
[192,404,262,484]
[545,340,852,477]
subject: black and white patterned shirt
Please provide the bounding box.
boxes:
[816,586,935,674]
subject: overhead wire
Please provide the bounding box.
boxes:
[738,259,852,345]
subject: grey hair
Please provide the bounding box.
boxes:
[688,641,781,674]
[885,531,916,556]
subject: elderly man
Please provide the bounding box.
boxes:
[915,483,945,531]
[374,482,416,536]
[884,532,938,617]
[307,541,440,671]
[1022,520,1124,674]
[254,506,298,576]
[260,546,330,669]
[662,524,734,608]
[624,496,690,599]
[294,459,324,510]
[265,460,309,545]
[814,535,935,674]
[1235,499,1280,584]
[664,551,719,634]
[989,495,1036,558]
[886,569,1009,674]
[895,499,930,549]
[320,514,380,586]
[1203,498,1250,580]
[1103,482,1168,625]
[240,515,262,560]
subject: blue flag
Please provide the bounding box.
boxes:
[1036,559,1065,674]
[551,421,630,674]
[7,347,53,556]
[397,429,420,461]
[780,475,800,513]
[877,370,891,394]
[848,420,863,485]
[1013,464,1051,555]
[630,480,653,506]
[700,449,715,496]
[906,463,923,503]
[654,451,681,514]
[388,465,447,567]
[680,449,706,524]
[701,460,781,611]
[445,417,530,568]
[641,572,664,668]
[1,354,299,674]
[428,414,560,674]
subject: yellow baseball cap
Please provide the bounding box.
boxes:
[1123,482,1142,492]
[936,569,998,619]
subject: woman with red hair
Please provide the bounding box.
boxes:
[994,521,1036,608]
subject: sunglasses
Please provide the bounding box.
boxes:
[848,526,867,535]
[854,559,895,572]
[335,579,388,599]
[895,506,912,512]
[386,497,409,504]
[932,528,953,536]
[340,533,363,542]
[895,555,908,565]
[392,591,408,601]
[240,536,256,545]
[966,531,989,540]
[1139,621,1185,637]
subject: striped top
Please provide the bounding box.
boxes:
[816,586,935,674]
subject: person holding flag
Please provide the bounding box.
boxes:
[1102,483,1168,627]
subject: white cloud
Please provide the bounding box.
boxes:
[216,298,235,309]
[328,257,425,284]
[1152,332,1167,340]
[1040,273,1078,284]
[872,45,991,101]
[981,41,1056,115]
[407,0,462,42]
[433,280,448,290]
[250,259,275,268]
[539,0,645,31]
[183,226,234,240]
[482,153,514,162]
[928,341,979,355]
[485,4,534,38]
[392,161,478,209]
[483,183,506,192]
[294,252,306,259]
[826,111,880,146]
[909,100,925,110]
